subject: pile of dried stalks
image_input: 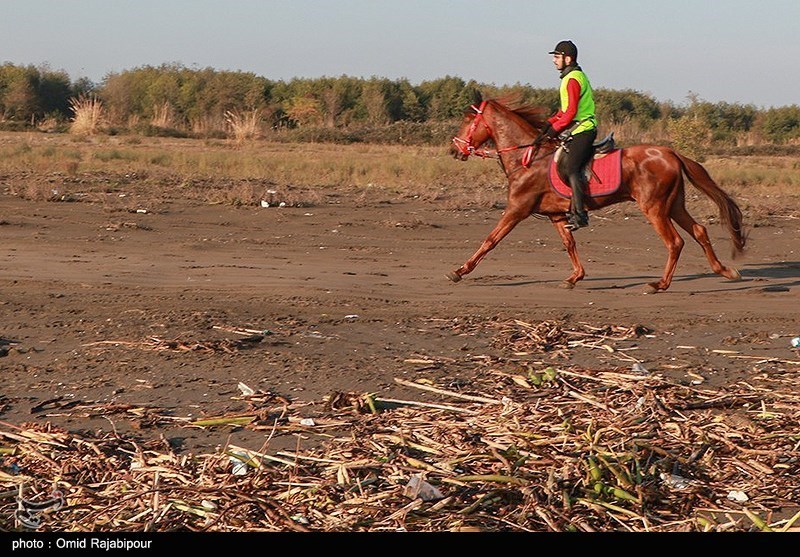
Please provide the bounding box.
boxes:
[2,356,799,532]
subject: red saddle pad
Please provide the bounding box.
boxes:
[548,149,623,198]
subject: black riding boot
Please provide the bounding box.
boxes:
[566,173,589,230]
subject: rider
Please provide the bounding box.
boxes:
[539,40,598,231]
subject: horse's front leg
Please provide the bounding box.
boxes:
[447,210,526,282]
[552,216,585,288]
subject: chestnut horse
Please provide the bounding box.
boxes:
[448,99,746,293]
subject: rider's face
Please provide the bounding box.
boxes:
[552,53,566,71]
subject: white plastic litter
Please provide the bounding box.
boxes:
[631,362,650,374]
[660,472,692,490]
[403,475,444,501]
[727,490,749,502]
[237,382,255,396]
[229,452,251,475]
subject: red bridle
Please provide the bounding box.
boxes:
[451,101,489,158]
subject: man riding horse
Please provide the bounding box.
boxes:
[537,40,597,231]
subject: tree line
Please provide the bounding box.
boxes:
[1,62,799,146]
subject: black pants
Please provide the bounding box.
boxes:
[565,128,597,216]
[564,128,597,177]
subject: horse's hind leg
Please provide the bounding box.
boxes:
[447,210,527,282]
[670,202,741,281]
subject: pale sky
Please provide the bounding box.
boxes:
[1,0,798,108]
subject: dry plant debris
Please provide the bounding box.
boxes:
[83,333,265,354]
[2,356,799,532]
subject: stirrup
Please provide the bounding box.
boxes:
[565,212,589,231]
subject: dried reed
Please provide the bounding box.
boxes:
[3,318,798,532]
[225,109,263,145]
[69,95,105,136]
[150,101,174,129]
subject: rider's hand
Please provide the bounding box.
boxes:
[534,123,555,145]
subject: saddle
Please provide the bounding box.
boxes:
[553,131,616,181]
[548,132,623,198]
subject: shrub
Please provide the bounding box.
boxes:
[667,115,708,160]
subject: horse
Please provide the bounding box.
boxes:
[447,98,746,294]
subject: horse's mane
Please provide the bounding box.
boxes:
[487,94,549,132]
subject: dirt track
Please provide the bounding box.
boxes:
[1,185,799,454]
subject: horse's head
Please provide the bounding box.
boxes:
[450,100,492,161]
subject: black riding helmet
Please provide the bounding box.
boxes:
[549,40,578,60]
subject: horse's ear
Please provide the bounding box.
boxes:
[471,89,484,105]
[461,88,484,115]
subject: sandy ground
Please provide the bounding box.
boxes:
[1,183,799,455]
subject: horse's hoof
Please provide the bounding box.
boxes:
[643,284,660,295]
[727,268,742,281]
[446,271,462,283]
[560,281,575,290]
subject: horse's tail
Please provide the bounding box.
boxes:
[676,152,747,258]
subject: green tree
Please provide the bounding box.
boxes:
[417,76,481,120]
[357,79,391,125]
[398,79,424,122]
[318,76,361,128]
[0,64,39,121]
[100,67,155,125]
[595,89,662,127]
[285,95,323,127]
[759,105,800,143]
[35,68,72,118]
[71,77,97,98]
[99,64,272,133]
